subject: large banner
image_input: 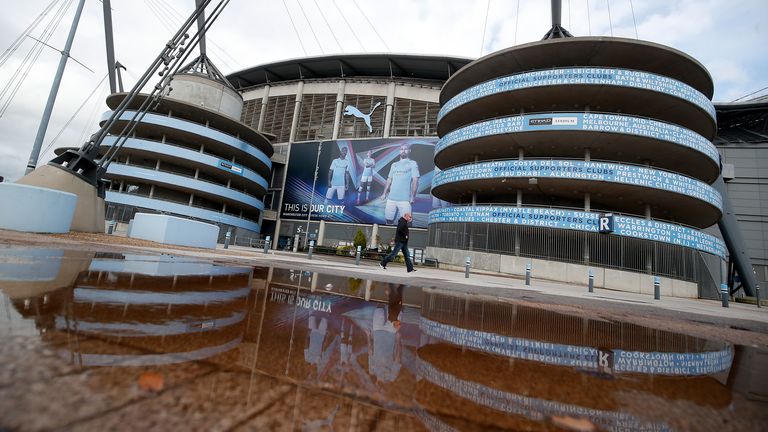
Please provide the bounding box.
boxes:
[280,138,444,228]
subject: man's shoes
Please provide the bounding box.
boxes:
[379,263,387,270]
[408,269,417,273]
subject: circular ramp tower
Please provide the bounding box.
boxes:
[428,36,726,297]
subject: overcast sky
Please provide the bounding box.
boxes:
[0,0,766,182]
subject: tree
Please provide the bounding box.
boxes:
[353,229,367,250]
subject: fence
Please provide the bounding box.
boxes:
[428,222,720,292]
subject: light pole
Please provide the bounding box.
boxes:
[305,134,325,248]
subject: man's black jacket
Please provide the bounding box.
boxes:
[395,217,409,243]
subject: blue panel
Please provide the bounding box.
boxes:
[103,111,272,171]
[107,164,264,211]
[106,192,260,233]
[438,68,716,123]
[101,136,269,191]
[433,160,722,210]
[428,206,726,257]
[436,112,720,165]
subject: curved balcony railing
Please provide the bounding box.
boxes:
[100,111,272,173]
[437,66,716,123]
[105,192,261,232]
[435,111,720,168]
[107,164,265,212]
[100,136,269,193]
[432,159,722,212]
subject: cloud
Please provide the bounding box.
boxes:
[0,0,766,180]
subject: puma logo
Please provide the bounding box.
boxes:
[343,102,381,133]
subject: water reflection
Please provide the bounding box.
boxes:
[0,248,765,431]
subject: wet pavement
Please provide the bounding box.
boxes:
[0,246,766,431]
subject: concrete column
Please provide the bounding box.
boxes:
[645,204,652,219]
[371,223,379,249]
[273,219,282,249]
[188,193,194,206]
[194,169,199,179]
[161,134,166,144]
[585,148,591,162]
[318,220,326,245]
[518,148,524,160]
[222,203,227,213]
[200,144,205,154]
[288,81,304,143]
[149,185,155,198]
[584,193,590,211]
[516,190,522,207]
[155,160,161,171]
[383,81,396,138]
[332,79,346,139]
[257,84,270,131]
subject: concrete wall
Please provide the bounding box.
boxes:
[168,74,243,120]
[427,246,699,298]
[719,144,768,288]
[0,183,77,233]
[129,213,220,249]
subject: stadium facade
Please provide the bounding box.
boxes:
[226,54,471,251]
[70,48,768,298]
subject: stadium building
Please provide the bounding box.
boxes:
[70,48,767,299]
[226,54,471,251]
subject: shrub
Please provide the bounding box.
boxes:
[353,229,367,250]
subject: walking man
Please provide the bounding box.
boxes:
[379,213,415,273]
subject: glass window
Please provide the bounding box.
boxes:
[390,98,439,137]
[241,98,263,129]
[295,93,336,142]
[261,95,296,144]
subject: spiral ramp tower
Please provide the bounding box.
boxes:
[58,55,274,238]
[428,36,729,297]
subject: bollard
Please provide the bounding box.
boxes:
[263,236,271,254]
[653,276,661,300]
[757,284,762,308]
[355,245,362,266]
[588,269,594,293]
[224,230,231,249]
[308,240,314,260]
[720,283,729,308]
[525,264,531,286]
[464,256,471,278]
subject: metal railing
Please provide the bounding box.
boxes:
[428,221,717,283]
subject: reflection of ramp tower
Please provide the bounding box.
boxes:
[428,6,731,296]
[415,291,735,431]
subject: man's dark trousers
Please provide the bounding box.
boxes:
[380,216,414,272]
[381,240,414,272]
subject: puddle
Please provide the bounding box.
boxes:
[0,247,766,431]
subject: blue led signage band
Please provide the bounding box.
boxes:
[438,68,716,123]
[436,112,720,166]
[432,160,722,211]
[428,206,726,257]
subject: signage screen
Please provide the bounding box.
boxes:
[280,138,443,228]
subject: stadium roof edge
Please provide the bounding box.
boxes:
[225,53,474,89]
